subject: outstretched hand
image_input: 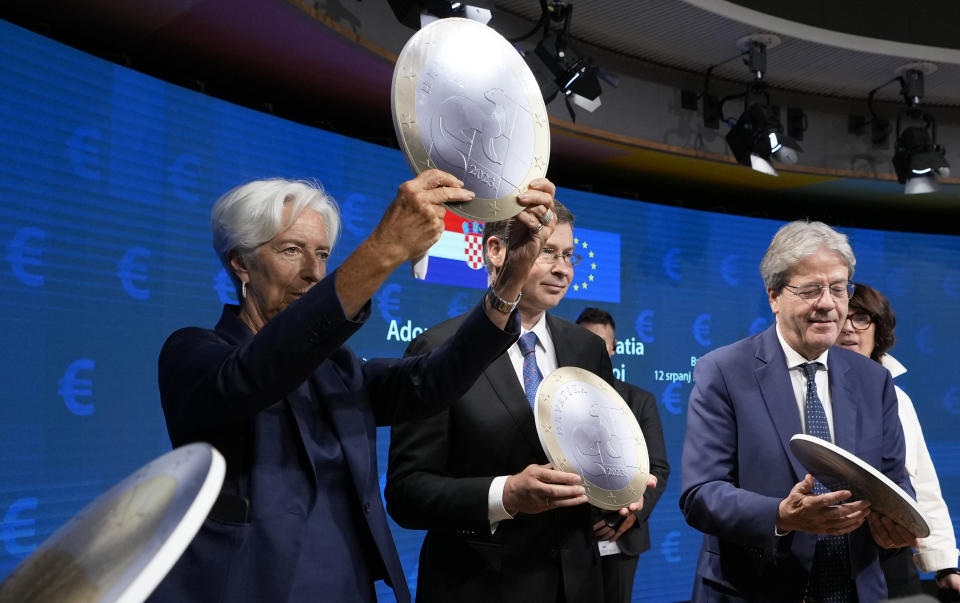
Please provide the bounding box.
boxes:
[776,474,871,535]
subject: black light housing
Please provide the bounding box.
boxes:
[892,122,951,194]
[387,0,492,29]
[725,103,802,176]
[534,40,602,113]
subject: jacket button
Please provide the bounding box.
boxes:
[549,548,558,558]
[363,502,371,514]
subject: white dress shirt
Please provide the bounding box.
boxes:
[776,324,835,441]
[488,314,556,525]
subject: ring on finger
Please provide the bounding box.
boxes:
[545,496,551,506]
[538,208,554,225]
[531,223,544,234]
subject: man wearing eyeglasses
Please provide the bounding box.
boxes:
[680,220,917,602]
[386,201,652,603]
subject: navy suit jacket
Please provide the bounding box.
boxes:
[679,325,913,602]
[386,313,614,603]
[149,272,519,602]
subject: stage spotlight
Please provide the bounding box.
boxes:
[725,103,802,176]
[892,124,950,194]
[388,0,492,29]
[535,40,601,113]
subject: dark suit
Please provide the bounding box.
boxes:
[599,379,670,603]
[679,325,913,602]
[386,313,614,603]
[149,272,519,603]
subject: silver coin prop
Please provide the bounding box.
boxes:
[534,367,650,510]
[0,443,225,603]
[789,434,930,538]
[391,17,550,222]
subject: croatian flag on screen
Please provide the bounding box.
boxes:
[423,212,489,290]
[424,212,621,304]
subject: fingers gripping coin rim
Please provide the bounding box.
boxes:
[533,366,650,510]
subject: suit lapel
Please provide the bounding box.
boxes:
[827,352,858,453]
[484,319,553,458]
[754,327,807,482]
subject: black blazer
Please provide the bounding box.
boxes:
[610,379,670,557]
[149,274,518,603]
[386,312,615,603]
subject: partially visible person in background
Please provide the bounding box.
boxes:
[836,282,960,598]
[575,307,670,603]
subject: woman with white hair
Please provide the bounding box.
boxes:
[149,169,560,603]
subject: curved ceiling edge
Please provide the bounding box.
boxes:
[680,0,960,64]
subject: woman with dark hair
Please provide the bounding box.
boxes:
[836,282,960,597]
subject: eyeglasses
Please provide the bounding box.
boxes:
[845,312,873,330]
[538,247,582,266]
[782,282,855,301]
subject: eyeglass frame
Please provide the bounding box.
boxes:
[781,282,855,302]
[844,312,873,330]
[537,247,583,267]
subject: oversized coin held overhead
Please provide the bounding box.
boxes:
[391,17,550,222]
[535,367,650,511]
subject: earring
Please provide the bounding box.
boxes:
[241,281,247,299]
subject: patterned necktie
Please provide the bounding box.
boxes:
[517,332,543,409]
[800,362,854,603]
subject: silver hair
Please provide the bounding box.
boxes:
[211,179,341,297]
[759,220,855,291]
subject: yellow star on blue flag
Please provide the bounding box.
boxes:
[568,228,620,302]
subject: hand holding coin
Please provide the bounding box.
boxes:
[502,463,588,515]
[367,169,475,266]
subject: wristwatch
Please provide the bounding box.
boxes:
[485,286,521,314]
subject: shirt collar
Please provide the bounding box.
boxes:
[775,322,830,370]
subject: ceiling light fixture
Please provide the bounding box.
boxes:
[516,1,606,121]
[720,36,801,176]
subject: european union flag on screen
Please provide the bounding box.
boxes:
[566,227,620,303]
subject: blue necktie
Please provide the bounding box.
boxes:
[517,332,543,408]
[801,362,854,603]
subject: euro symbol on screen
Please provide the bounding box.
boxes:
[662,247,682,281]
[1,497,38,556]
[117,246,151,300]
[58,358,95,416]
[661,529,681,562]
[376,283,402,322]
[6,226,46,287]
[634,310,655,343]
[662,381,683,415]
[692,313,712,346]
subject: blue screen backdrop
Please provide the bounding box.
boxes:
[1,19,959,602]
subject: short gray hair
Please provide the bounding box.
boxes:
[211,179,340,295]
[759,220,855,291]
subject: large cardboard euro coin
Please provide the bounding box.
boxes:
[790,434,929,538]
[391,17,550,222]
[0,443,225,603]
[535,367,649,510]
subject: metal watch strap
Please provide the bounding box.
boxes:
[486,286,521,314]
